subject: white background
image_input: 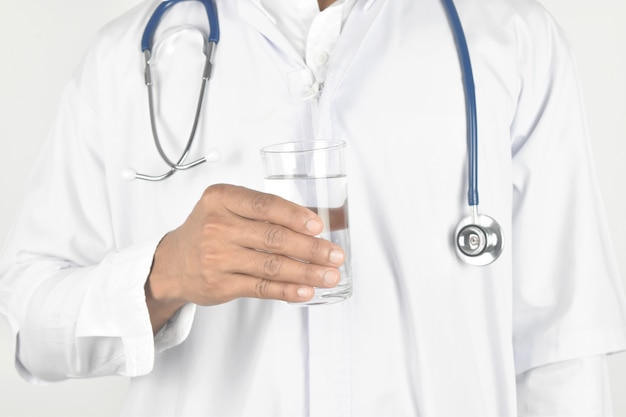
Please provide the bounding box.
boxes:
[1,0,625,415]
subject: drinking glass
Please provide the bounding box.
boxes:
[260,140,352,305]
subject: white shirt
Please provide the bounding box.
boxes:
[1,0,625,415]
[258,0,356,87]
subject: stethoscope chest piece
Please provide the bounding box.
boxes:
[455,213,504,266]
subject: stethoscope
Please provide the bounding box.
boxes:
[441,0,504,265]
[122,0,221,182]
[125,0,504,266]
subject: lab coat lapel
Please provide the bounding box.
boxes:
[237,0,302,63]
[320,0,388,101]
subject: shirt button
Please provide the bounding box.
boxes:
[314,51,329,65]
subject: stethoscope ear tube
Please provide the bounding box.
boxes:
[141,0,220,54]
[128,0,220,182]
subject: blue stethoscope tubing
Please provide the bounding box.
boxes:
[440,0,478,208]
[128,0,503,265]
[441,0,504,265]
[142,0,220,50]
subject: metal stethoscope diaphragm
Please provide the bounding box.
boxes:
[455,208,504,266]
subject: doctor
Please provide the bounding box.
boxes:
[1,0,625,415]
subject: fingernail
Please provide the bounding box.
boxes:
[329,249,344,265]
[324,271,338,286]
[305,219,322,234]
[297,287,313,298]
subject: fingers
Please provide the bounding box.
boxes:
[203,183,345,267]
[235,219,345,268]
[247,277,316,303]
[162,184,348,306]
[202,184,324,236]
[224,274,317,303]
[228,248,341,288]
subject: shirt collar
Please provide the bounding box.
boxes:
[251,0,379,19]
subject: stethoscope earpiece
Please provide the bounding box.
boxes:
[122,168,138,182]
[205,148,220,163]
[455,212,504,266]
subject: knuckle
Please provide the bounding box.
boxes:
[199,276,220,298]
[202,218,225,237]
[201,211,236,243]
[262,254,283,277]
[201,223,226,249]
[201,184,232,210]
[200,246,222,270]
[202,183,225,200]
[263,225,286,249]
[308,238,324,259]
[255,279,271,299]
[250,192,274,216]
[301,263,318,285]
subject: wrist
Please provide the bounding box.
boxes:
[145,278,186,333]
[146,233,187,333]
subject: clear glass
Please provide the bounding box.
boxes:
[260,140,352,305]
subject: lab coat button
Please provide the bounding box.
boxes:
[314,51,329,65]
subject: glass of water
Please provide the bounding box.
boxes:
[260,140,352,305]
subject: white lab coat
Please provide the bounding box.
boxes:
[1,0,625,415]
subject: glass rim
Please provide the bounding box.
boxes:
[260,140,346,155]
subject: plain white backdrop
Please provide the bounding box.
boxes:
[0,0,625,415]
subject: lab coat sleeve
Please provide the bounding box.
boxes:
[0,77,194,383]
[516,355,613,417]
[510,6,626,375]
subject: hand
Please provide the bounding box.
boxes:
[145,184,345,331]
